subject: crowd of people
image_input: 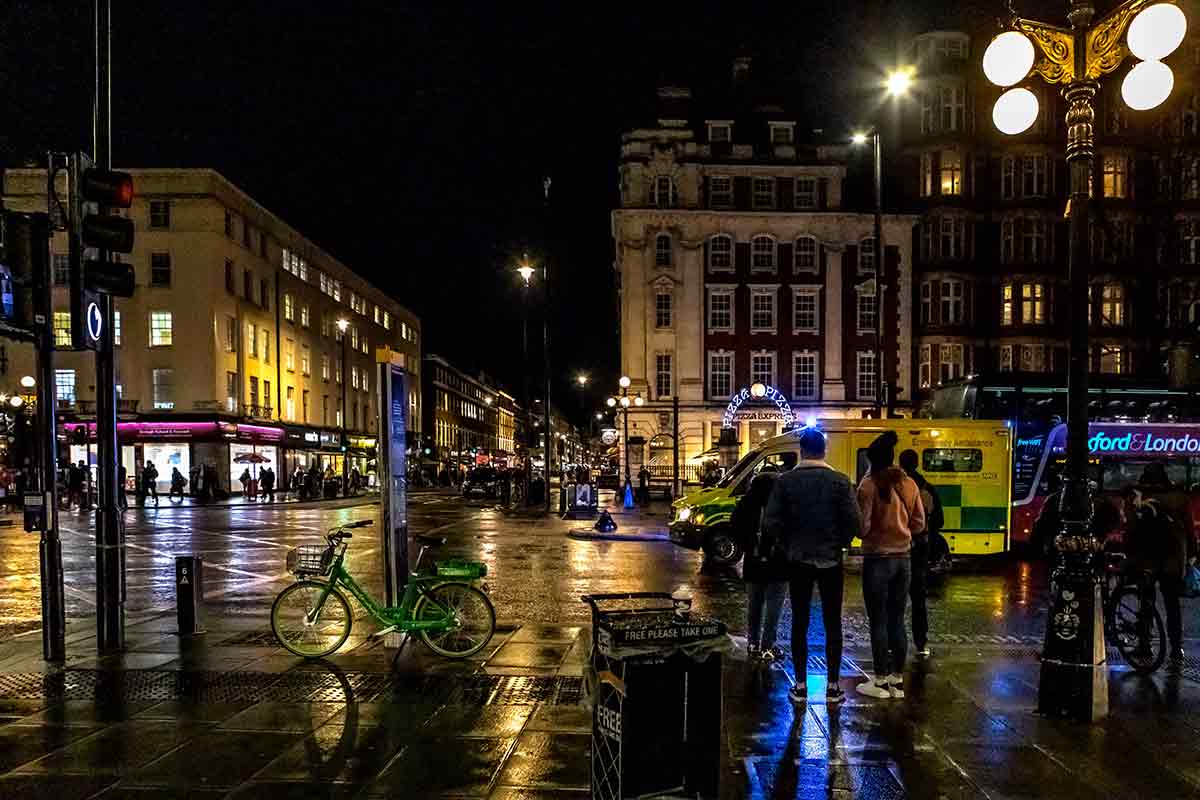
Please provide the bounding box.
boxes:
[735,428,947,704]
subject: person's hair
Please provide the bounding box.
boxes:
[867,432,900,503]
[898,448,919,474]
[797,428,826,458]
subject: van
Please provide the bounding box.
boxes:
[668,419,1012,564]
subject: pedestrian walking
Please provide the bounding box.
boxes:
[732,453,796,663]
[169,467,187,503]
[637,465,651,506]
[261,466,276,503]
[898,448,944,659]
[856,432,924,700]
[142,461,159,507]
[67,461,84,510]
[239,468,253,500]
[189,465,200,498]
[762,427,861,706]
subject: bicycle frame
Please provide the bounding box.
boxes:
[311,548,461,633]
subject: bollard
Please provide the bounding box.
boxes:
[559,483,569,515]
[175,555,205,635]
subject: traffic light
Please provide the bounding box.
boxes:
[68,153,135,350]
[0,211,49,336]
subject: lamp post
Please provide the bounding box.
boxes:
[607,376,644,509]
[851,68,912,417]
[982,0,1187,722]
[336,318,350,497]
[517,257,537,506]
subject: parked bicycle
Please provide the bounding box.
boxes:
[1102,552,1167,674]
[271,519,495,659]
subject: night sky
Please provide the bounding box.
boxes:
[3,0,1003,424]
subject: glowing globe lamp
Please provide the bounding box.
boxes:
[983,31,1036,87]
[1122,59,1174,110]
[993,87,1039,135]
[1127,3,1187,61]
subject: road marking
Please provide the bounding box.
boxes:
[125,541,275,581]
[64,584,97,606]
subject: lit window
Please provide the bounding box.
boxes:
[1103,155,1127,198]
[939,150,962,195]
[53,310,71,347]
[750,351,775,387]
[750,236,776,271]
[383,311,392,330]
[752,178,775,209]
[1001,283,1014,326]
[856,351,877,401]
[1099,345,1127,374]
[286,387,296,420]
[149,311,172,346]
[1022,283,1046,325]
[795,178,816,208]
[285,339,295,372]
[152,368,174,409]
[246,323,257,358]
[792,351,818,400]
[708,351,733,399]
[708,235,733,271]
[750,288,776,333]
[919,345,932,388]
[655,291,672,328]
[300,305,309,328]
[301,346,311,376]
[1100,282,1125,326]
[261,329,270,362]
[794,236,817,272]
[708,176,732,208]
[707,289,734,331]
[793,287,819,333]
[113,310,121,346]
[655,353,673,398]
[655,234,672,267]
[283,293,294,322]
[55,369,76,404]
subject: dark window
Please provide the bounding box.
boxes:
[150,253,171,287]
[260,279,269,310]
[922,448,984,473]
[259,233,267,259]
[243,269,252,300]
[224,210,234,238]
[53,254,69,286]
[149,200,170,229]
[243,222,252,249]
[225,259,234,293]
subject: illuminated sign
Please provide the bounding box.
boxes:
[86,302,103,342]
[722,385,795,429]
[1046,423,1200,458]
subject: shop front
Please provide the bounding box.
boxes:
[347,434,377,488]
[61,419,284,496]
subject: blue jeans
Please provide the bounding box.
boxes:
[747,581,787,649]
[862,556,911,676]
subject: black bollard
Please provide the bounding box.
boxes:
[175,555,205,636]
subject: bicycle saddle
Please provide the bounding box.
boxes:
[414,534,447,546]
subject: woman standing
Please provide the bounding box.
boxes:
[856,432,924,699]
[731,457,794,662]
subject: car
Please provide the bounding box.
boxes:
[462,467,499,499]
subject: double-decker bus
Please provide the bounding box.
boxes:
[929,374,1200,545]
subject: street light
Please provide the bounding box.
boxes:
[19,376,35,390]
[608,375,643,508]
[983,0,1188,722]
[515,252,552,512]
[336,318,350,497]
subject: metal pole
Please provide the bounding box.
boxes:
[522,290,532,505]
[672,394,680,499]
[1037,0,1107,721]
[873,130,885,417]
[93,0,124,653]
[341,333,348,496]
[30,205,65,662]
[543,177,552,515]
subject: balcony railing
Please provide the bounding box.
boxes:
[242,403,274,420]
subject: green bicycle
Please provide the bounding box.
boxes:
[271,520,496,659]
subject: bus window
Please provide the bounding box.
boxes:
[1102,459,1189,492]
[922,448,983,473]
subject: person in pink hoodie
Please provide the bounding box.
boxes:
[855,431,925,699]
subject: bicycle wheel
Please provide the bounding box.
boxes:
[414,582,496,659]
[271,580,353,658]
[1109,586,1167,674]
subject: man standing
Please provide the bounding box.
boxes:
[763,427,861,706]
[899,449,944,659]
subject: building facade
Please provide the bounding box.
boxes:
[899,28,1200,404]
[2,168,421,492]
[422,354,502,476]
[614,77,917,472]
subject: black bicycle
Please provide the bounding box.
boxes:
[1102,552,1167,674]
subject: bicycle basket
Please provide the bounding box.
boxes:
[435,559,487,579]
[286,545,334,576]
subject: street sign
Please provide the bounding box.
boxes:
[86,301,103,342]
[378,355,408,608]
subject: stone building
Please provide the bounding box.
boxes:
[2,168,421,491]
[613,69,917,474]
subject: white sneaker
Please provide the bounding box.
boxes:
[886,674,905,699]
[856,679,892,699]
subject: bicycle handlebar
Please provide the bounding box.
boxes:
[344,519,374,529]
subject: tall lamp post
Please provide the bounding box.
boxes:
[336,318,350,497]
[607,376,644,509]
[851,68,913,417]
[982,0,1187,721]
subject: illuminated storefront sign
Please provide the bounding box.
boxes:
[1047,423,1200,457]
[721,384,795,429]
[62,421,284,444]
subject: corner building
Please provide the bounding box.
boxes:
[613,70,917,476]
[2,168,421,493]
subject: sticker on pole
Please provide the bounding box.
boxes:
[86,302,103,342]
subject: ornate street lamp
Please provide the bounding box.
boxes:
[982,0,1187,722]
[608,376,643,509]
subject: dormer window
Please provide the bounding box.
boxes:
[708,122,732,143]
[769,123,794,145]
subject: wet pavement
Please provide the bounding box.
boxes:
[3,492,1200,796]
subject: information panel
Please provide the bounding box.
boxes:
[378,357,408,606]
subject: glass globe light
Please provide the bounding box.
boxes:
[8,396,23,409]
[619,396,631,408]
[992,87,1039,135]
[1127,3,1187,61]
[750,382,767,398]
[618,376,631,389]
[19,376,35,389]
[1122,59,1174,110]
[982,31,1036,87]
[633,396,645,407]
[606,397,617,408]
